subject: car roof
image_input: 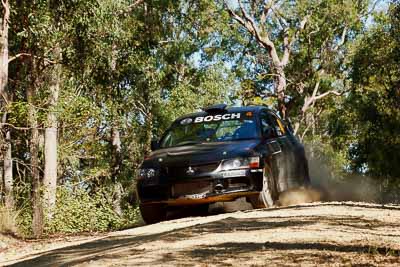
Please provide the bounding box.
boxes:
[175,105,274,122]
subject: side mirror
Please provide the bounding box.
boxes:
[150,140,160,151]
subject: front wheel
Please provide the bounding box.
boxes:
[260,163,279,207]
[250,163,278,208]
[139,204,167,224]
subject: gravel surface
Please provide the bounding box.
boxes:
[2,202,400,266]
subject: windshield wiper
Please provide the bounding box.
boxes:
[175,140,202,146]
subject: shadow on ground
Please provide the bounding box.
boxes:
[8,203,400,267]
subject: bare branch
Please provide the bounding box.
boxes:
[281,14,310,66]
[332,26,348,51]
[300,123,311,141]
[13,158,44,174]
[270,5,288,29]
[225,0,281,65]
[119,0,144,16]
[364,0,381,17]
[314,90,343,100]
[293,115,305,135]
[1,92,9,105]
[126,0,144,10]
[301,80,320,113]
[0,122,44,131]
[8,53,57,65]
[259,1,273,26]
[132,101,151,119]
[225,1,248,29]
[8,53,31,63]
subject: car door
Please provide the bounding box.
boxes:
[283,121,311,185]
[259,111,291,194]
[268,112,305,189]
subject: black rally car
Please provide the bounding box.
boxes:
[137,104,310,223]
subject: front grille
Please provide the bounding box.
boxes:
[228,177,250,188]
[139,185,169,201]
[171,180,213,197]
[166,162,219,178]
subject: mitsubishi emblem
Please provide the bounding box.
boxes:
[186,166,195,175]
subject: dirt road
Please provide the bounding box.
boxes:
[2,202,400,266]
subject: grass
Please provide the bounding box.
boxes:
[0,205,19,236]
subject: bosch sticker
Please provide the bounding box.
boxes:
[194,113,241,123]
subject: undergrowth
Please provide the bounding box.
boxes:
[0,205,19,236]
[9,186,141,237]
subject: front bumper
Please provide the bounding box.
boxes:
[137,168,263,206]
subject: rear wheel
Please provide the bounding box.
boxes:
[139,204,167,224]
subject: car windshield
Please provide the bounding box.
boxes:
[160,112,259,148]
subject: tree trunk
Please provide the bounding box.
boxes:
[111,125,123,216]
[275,66,287,119]
[0,0,13,209]
[3,118,13,208]
[0,0,9,98]
[109,44,121,183]
[27,81,43,238]
[145,111,153,154]
[111,126,122,180]
[43,46,61,221]
[108,43,123,216]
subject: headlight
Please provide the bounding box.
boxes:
[138,168,156,179]
[221,157,260,171]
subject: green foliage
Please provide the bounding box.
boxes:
[305,136,350,178]
[2,0,400,237]
[329,2,400,178]
[45,187,140,234]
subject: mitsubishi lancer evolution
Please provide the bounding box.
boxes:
[136,104,310,224]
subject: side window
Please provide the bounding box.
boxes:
[260,112,277,139]
[269,114,286,136]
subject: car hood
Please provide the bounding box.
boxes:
[141,139,261,168]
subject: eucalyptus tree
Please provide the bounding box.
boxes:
[224,0,311,119]
[7,0,66,237]
[329,1,400,179]
[55,0,234,214]
[0,0,12,209]
[1,0,235,236]
[223,0,369,137]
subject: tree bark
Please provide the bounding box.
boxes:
[0,0,9,98]
[3,117,13,208]
[43,46,61,221]
[111,126,122,180]
[111,125,123,216]
[275,66,287,119]
[27,77,43,238]
[0,0,13,209]
[109,43,123,216]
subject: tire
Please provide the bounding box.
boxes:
[250,163,278,208]
[139,204,167,224]
[260,163,279,207]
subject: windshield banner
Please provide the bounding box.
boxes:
[193,113,241,123]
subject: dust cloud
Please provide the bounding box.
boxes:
[277,145,388,207]
[306,146,381,204]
